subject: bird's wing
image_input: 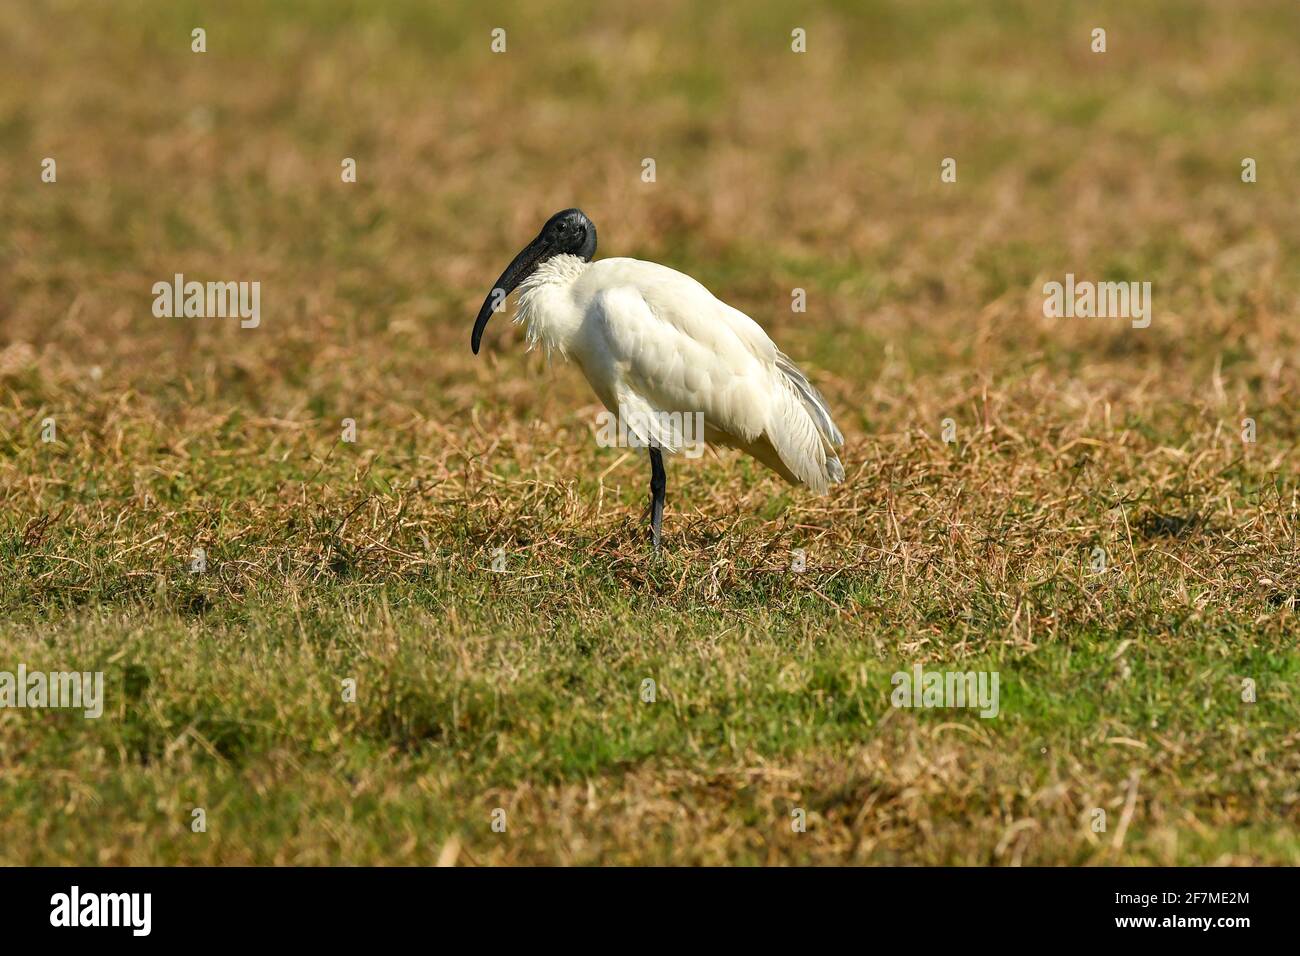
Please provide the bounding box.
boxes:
[581,259,843,490]
[713,297,845,450]
[588,283,769,455]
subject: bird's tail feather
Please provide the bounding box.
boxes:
[776,352,844,448]
[756,356,845,493]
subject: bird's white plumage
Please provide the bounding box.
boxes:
[515,255,844,492]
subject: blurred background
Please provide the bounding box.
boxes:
[3,0,1296,421]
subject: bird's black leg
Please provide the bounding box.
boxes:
[648,445,666,552]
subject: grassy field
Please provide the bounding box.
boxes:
[1,0,1297,865]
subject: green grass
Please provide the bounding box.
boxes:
[4,595,1296,864]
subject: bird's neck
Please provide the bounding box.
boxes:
[515,254,589,357]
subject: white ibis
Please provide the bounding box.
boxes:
[471,208,844,550]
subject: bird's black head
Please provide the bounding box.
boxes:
[471,208,598,354]
[539,208,598,262]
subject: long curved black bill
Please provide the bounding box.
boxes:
[471,236,551,354]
